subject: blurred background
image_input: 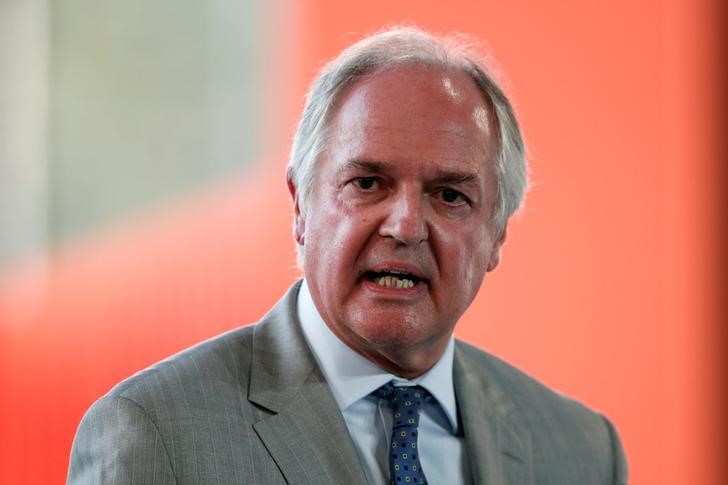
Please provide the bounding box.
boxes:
[0,0,724,483]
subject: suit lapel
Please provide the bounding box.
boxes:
[454,344,533,485]
[248,282,368,485]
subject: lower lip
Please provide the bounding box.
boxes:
[361,278,427,298]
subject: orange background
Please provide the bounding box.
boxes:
[0,0,724,483]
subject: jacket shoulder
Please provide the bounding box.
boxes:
[455,339,599,419]
[455,340,628,484]
[108,324,256,418]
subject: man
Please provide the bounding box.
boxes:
[69,27,628,484]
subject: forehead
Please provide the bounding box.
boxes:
[325,65,497,178]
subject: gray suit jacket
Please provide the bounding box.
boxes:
[68,281,628,484]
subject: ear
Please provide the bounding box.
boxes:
[287,177,305,246]
[486,224,507,272]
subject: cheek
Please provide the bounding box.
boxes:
[436,225,492,287]
[455,246,487,287]
[313,207,372,267]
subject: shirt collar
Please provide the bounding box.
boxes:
[297,279,459,433]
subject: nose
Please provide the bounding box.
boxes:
[379,187,429,245]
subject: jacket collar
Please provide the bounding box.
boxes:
[248,281,532,484]
[248,281,369,484]
[454,343,533,484]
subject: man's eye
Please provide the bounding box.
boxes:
[353,177,378,190]
[440,188,466,204]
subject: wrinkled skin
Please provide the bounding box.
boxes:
[289,65,506,378]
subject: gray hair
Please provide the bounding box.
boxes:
[287,27,528,254]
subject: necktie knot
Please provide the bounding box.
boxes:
[374,384,429,429]
[374,384,430,485]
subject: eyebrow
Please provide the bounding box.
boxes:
[436,171,478,185]
[338,159,481,185]
[336,159,388,176]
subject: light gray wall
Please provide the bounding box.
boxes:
[1,0,264,267]
[0,0,50,267]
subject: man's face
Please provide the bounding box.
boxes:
[291,65,505,376]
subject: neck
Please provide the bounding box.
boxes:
[335,328,450,380]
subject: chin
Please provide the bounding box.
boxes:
[355,317,436,348]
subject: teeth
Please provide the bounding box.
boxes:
[374,275,415,289]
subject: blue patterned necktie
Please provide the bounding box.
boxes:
[374,383,430,485]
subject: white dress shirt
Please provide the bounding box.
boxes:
[298,280,472,485]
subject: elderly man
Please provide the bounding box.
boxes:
[69,27,628,484]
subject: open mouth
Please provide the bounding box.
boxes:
[365,270,423,289]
